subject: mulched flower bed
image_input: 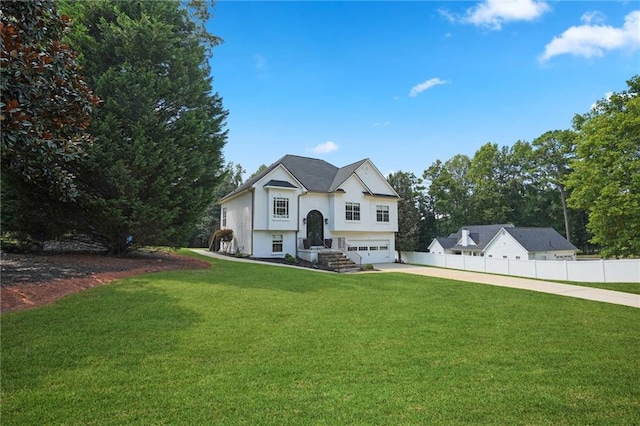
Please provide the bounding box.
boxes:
[1,251,210,313]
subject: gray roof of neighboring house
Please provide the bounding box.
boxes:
[435,237,458,249]
[449,224,514,251]
[221,155,393,201]
[503,227,578,252]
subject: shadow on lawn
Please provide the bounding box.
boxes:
[2,283,203,388]
[191,257,374,294]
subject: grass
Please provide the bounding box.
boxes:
[566,281,640,295]
[2,250,639,425]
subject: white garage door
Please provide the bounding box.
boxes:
[349,240,391,264]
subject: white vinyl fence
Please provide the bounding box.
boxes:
[399,252,640,283]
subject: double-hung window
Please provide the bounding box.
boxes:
[273,197,289,219]
[272,235,283,253]
[222,207,227,227]
[376,205,389,223]
[345,202,360,221]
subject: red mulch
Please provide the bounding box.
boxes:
[1,251,210,313]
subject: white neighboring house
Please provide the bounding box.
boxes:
[218,155,399,264]
[428,224,578,261]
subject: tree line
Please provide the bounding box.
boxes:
[389,75,639,259]
[2,1,637,258]
[2,0,228,255]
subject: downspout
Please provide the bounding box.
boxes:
[250,188,255,256]
[296,191,305,256]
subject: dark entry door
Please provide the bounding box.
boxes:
[306,210,324,246]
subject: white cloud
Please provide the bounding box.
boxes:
[591,91,614,111]
[540,10,640,62]
[253,54,267,70]
[438,8,457,24]
[409,78,448,97]
[310,141,338,154]
[463,0,550,30]
[581,11,605,25]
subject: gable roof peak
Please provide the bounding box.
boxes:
[220,154,387,201]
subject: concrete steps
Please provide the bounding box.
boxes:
[318,250,360,273]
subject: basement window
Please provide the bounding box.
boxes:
[272,235,283,253]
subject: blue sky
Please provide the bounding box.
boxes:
[207,1,640,179]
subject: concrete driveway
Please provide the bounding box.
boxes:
[373,263,640,309]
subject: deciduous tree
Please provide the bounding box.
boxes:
[1,0,99,199]
[566,75,640,258]
[423,155,473,234]
[532,130,577,242]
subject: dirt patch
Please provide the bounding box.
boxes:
[1,251,210,313]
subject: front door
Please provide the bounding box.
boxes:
[306,210,324,246]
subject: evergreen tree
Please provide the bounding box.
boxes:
[387,171,422,261]
[189,162,245,247]
[63,0,228,254]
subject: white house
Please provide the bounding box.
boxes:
[428,224,512,256]
[484,227,578,261]
[428,224,577,261]
[218,155,399,264]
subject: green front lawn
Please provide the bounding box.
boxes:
[567,281,640,295]
[2,251,639,425]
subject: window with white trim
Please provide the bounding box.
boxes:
[273,197,289,219]
[345,202,360,221]
[376,205,389,222]
[272,234,283,253]
[222,207,227,227]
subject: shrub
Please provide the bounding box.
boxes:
[284,253,296,264]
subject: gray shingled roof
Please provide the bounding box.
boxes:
[449,224,514,250]
[503,227,577,252]
[279,155,338,192]
[435,237,458,249]
[263,179,298,189]
[221,155,393,201]
[329,159,368,192]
